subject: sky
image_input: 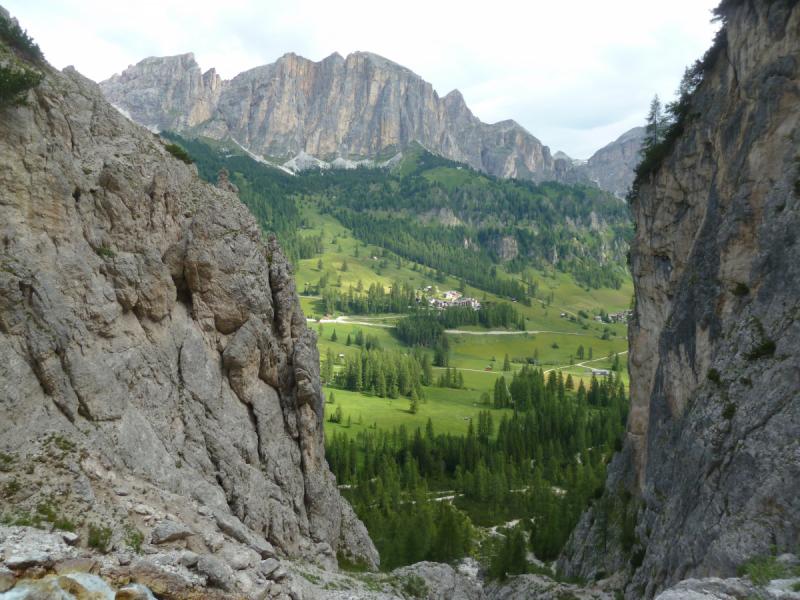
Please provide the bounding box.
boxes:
[6,0,721,158]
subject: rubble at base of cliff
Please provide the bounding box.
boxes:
[0,526,626,600]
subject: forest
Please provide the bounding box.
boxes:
[160,132,632,307]
[326,367,629,571]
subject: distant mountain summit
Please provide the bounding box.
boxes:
[100,52,638,191]
[100,52,553,180]
[585,126,644,197]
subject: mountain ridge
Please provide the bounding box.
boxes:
[99,51,638,191]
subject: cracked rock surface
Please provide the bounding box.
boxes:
[560,1,800,597]
[0,10,378,586]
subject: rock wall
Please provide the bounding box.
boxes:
[559,0,800,597]
[0,18,378,587]
[585,127,644,198]
[99,52,567,182]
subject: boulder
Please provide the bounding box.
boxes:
[151,521,193,545]
[196,555,234,592]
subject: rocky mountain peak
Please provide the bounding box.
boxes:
[100,51,573,181]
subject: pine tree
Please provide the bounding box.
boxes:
[503,353,511,372]
[644,94,668,149]
[324,348,335,382]
[346,334,351,346]
[410,389,419,414]
[331,329,338,342]
[317,259,323,270]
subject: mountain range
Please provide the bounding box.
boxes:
[99,52,642,197]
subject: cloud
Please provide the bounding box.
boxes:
[4,0,721,158]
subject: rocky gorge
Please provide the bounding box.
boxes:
[2,1,800,599]
[0,4,380,598]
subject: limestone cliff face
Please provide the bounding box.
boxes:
[101,53,223,133]
[100,51,564,181]
[0,31,378,585]
[559,1,800,597]
[555,127,644,198]
[585,127,644,198]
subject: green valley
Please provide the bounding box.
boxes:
[162,130,634,572]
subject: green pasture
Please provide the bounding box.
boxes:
[322,384,513,441]
[421,166,490,189]
[447,330,628,369]
[288,200,634,441]
[314,321,407,355]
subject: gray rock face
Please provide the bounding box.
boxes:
[560,1,800,597]
[151,521,193,544]
[584,127,644,199]
[100,52,572,183]
[493,236,520,262]
[555,127,644,199]
[653,576,800,600]
[0,567,14,593]
[196,555,234,591]
[0,24,377,573]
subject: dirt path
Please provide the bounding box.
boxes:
[445,329,596,336]
[306,315,395,327]
[542,351,629,375]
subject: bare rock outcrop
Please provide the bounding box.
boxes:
[585,127,644,199]
[100,52,568,182]
[0,11,377,585]
[559,1,800,597]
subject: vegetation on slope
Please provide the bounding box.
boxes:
[160,130,634,574]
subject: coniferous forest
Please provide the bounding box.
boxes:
[326,367,628,570]
[158,130,633,575]
[161,131,632,307]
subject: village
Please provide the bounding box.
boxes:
[418,285,482,310]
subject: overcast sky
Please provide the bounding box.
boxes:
[6,0,721,158]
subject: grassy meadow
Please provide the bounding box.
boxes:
[292,201,633,442]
